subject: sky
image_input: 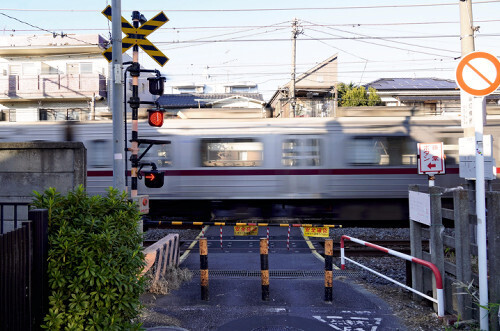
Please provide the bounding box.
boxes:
[1,0,500,100]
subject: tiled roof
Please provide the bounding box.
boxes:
[156,94,209,108]
[157,93,264,109]
[366,78,458,90]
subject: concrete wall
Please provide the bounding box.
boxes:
[0,142,86,203]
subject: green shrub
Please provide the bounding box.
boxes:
[32,186,146,330]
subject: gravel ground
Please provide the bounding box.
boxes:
[142,226,466,330]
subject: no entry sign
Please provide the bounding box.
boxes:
[455,51,500,96]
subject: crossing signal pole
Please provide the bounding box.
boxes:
[130,11,141,199]
[102,5,169,199]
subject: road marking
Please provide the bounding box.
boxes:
[314,314,383,330]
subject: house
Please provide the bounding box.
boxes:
[269,54,338,118]
[0,34,155,122]
[365,78,500,115]
[157,92,267,119]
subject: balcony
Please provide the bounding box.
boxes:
[0,74,107,101]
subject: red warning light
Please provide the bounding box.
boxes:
[148,110,164,127]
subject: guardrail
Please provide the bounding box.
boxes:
[142,234,180,289]
[340,235,444,317]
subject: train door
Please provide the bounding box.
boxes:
[281,135,323,197]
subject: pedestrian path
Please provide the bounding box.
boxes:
[147,226,408,330]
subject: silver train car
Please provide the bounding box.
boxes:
[1,116,499,223]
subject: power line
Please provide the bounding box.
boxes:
[303,20,459,58]
[1,1,499,12]
[4,19,500,33]
[0,12,99,46]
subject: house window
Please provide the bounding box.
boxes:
[8,65,21,76]
[1,109,16,122]
[41,63,59,75]
[201,138,263,167]
[22,63,36,75]
[80,63,93,74]
[39,109,54,121]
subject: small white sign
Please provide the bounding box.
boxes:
[418,142,445,175]
[460,91,474,128]
[409,191,431,226]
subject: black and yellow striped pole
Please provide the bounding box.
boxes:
[260,238,270,301]
[324,239,333,302]
[199,237,209,301]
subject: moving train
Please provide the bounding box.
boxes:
[1,116,499,223]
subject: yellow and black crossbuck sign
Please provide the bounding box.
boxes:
[102,6,169,66]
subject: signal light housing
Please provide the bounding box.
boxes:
[148,76,166,95]
[143,170,164,188]
[148,109,164,127]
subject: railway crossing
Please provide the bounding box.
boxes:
[144,225,408,330]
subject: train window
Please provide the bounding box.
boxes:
[88,139,112,168]
[347,136,417,166]
[282,138,321,167]
[201,138,263,167]
[138,144,172,168]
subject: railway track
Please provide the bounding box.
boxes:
[144,236,428,258]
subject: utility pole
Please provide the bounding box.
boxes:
[111,0,125,192]
[290,18,303,117]
[459,2,489,330]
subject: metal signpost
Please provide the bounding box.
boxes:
[455,51,500,331]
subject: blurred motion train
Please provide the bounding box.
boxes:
[1,116,499,223]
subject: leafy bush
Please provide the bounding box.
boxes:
[32,186,145,330]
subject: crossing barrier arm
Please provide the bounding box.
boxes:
[340,235,444,317]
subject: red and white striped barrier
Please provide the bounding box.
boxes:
[340,235,445,317]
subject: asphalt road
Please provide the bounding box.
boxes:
[146,226,407,331]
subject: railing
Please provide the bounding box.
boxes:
[340,235,445,317]
[0,74,106,99]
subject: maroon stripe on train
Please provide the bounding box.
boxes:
[88,167,464,177]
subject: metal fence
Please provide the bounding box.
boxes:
[0,209,49,331]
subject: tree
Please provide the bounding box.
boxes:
[367,87,382,106]
[337,83,382,107]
